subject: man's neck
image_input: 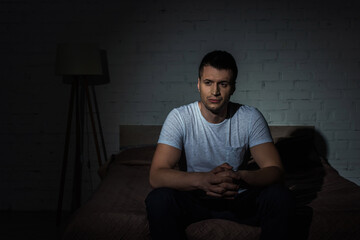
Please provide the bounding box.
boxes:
[198,101,228,124]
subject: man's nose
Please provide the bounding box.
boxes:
[211,84,220,95]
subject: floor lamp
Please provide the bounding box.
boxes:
[55,43,107,225]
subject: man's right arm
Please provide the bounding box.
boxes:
[149,143,239,197]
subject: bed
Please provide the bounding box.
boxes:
[62,125,360,240]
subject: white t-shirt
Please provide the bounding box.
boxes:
[158,101,273,173]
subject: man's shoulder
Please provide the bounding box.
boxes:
[175,101,197,110]
[229,102,259,117]
[170,101,198,116]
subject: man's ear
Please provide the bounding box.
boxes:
[197,78,200,92]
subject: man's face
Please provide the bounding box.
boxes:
[197,65,235,115]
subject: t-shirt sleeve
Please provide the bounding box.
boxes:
[158,109,184,150]
[249,108,273,148]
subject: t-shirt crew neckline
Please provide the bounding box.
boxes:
[196,101,229,126]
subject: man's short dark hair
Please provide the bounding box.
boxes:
[198,50,238,84]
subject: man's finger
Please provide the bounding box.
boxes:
[219,182,239,191]
[221,190,238,198]
[211,163,233,174]
[206,189,238,198]
[206,191,223,198]
[209,175,233,184]
[215,170,240,181]
[207,185,227,194]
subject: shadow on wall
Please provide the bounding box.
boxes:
[276,128,328,240]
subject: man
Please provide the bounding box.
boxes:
[145,50,294,240]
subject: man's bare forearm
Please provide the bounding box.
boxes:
[149,168,204,191]
[149,166,239,197]
[237,166,284,187]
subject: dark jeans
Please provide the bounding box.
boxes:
[145,184,295,240]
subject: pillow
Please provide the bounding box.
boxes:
[112,145,156,166]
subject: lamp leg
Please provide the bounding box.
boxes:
[57,80,76,226]
[71,79,83,212]
[91,85,108,162]
[84,80,103,168]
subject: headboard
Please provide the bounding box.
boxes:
[119,125,314,148]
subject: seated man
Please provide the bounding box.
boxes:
[145,50,295,240]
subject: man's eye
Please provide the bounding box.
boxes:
[204,81,211,85]
[220,82,228,87]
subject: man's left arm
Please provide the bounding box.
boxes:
[236,142,284,187]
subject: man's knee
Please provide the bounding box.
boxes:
[259,184,295,213]
[145,188,188,239]
[145,188,178,214]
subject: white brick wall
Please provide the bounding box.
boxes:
[1,0,360,211]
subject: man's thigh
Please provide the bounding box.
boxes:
[228,184,294,226]
[145,188,214,226]
[145,186,288,226]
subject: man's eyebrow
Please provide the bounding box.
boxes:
[201,79,213,83]
[203,79,230,82]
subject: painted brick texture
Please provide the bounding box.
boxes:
[1,0,360,211]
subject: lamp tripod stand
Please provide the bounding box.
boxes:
[56,77,107,225]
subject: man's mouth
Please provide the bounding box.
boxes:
[208,99,221,103]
